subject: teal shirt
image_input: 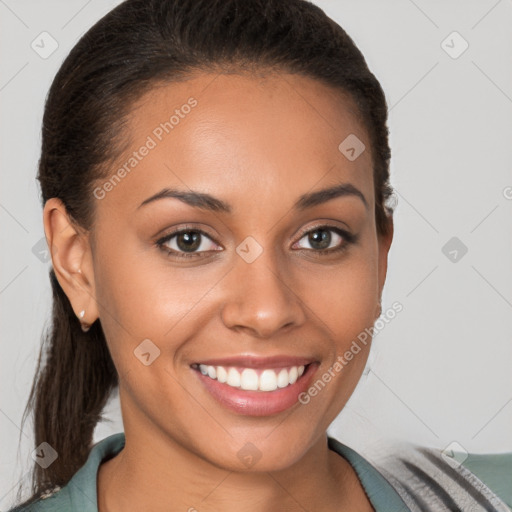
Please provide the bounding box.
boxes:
[8,433,512,511]
[461,452,512,509]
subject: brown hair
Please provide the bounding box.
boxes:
[15,0,393,506]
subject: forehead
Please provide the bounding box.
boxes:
[95,71,374,218]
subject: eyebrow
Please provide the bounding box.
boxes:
[137,182,368,213]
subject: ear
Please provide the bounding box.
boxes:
[43,198,99,327]
[375,215,394,317]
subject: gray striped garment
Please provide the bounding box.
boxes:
[375,444,510,511]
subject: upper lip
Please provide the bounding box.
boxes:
[192,355,316,369]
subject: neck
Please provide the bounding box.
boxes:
[97,426,372,512]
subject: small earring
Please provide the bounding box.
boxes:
[78,309,90,332]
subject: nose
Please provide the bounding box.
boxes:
[220,250,306,338]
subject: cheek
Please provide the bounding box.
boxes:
[92,238,216,363]
[93,227,173,322]
[302,251,379,344]
[294,249,378,411]
[92,248,198,418]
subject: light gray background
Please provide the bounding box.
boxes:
[1,0,511,507]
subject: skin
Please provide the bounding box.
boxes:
[44,71,393,511]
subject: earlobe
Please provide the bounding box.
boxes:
[43,198,99,326]
[375,301,382,319]
[377,217,394,309]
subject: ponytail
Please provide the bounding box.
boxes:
[18,269,117,501]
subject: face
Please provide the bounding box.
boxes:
[49,71,392,472]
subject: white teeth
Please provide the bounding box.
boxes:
[216,366,228,383]
[196,364,308,392]
[207,365,216,379]
[227,367,241,387]
[259,369,278,391]
[277,368,289,388]
[240,369,259,390]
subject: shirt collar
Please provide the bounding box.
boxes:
[59,432,408,511]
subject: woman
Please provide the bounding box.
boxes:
[9,0,511,510]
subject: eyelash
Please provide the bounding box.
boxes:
[155,224,357,260]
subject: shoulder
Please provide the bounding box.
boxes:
[371,441,512,512]
[457,451,512,510]
[7,486,71,512]
[7,432,126,512]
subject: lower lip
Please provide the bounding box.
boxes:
[192,363,319,416]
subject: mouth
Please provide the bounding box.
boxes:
[190,357,319,416]
[190,363,307,392]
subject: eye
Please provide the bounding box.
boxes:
[293,225,356,255]
[156,228,221,259]
[156,224,357,260]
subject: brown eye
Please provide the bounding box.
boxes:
[292,225,358,257]
[175,231,202,252]
[305,228,333,250]
[156,229,221,259]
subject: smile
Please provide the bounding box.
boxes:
[192,364,306,392]
[190,358,318,416]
